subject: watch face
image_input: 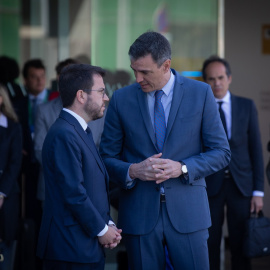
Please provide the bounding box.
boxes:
[182,165,188,174]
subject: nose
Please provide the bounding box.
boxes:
[214,79,220,86]
[135,72,143,83]
[103,93,109,101]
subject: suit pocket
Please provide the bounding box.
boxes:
[175,112,202,139]
[178,111,201,119]
[190,178,206,187]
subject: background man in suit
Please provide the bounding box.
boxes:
[20,59,50,219]
[100,31,231,270]
[202,56,264,270]
[16,59,51,269]
[37,64,122,270]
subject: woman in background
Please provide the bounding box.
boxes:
[0,85,22,270]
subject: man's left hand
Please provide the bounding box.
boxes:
[154,159,182,184]
[250,196,263,214]
[103,225,122,249]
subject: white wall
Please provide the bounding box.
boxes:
[225,0,270,215]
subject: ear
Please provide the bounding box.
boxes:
[163,59,171,73]
[76,89,86,104]
[228,75,232,84]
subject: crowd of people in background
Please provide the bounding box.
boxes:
[0,30,267,270]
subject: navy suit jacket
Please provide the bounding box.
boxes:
[34,97,106,201]
[0,119,22,241]
[100,69,231,235]
[37,110,111,263]
[206,94,264,197]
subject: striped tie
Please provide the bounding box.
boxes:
[154,90,166,152]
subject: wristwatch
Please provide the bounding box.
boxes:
[180,162,188,179]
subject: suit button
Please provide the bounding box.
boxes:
[155,187,160,191]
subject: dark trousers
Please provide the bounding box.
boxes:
[44,258,105,270]
[0,241,17,270]
[124,202,209,270]
[208,175,251,270]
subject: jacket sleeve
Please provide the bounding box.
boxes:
[248,100,264,191]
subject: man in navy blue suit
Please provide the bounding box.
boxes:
[100,31,231,269]
[37,64,122,270]
[203,56,264,270]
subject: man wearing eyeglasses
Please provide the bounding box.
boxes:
[34,59,106,205]
[100,31,231,269]
[37,64,122,270]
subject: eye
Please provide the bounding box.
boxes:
[99,89,105,97]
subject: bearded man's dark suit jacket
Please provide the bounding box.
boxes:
[36,110,111,264]
[34,97,106,202]
[206,93,264,269]
[100,69,231,266]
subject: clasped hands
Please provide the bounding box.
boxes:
[129,153,182,184]
[98,224,122,249]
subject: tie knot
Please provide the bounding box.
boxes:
[155,90,164,100]
[218,101,223,108]
[85,126,91,134]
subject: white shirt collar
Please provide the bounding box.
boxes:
[62,108,88,131]
[149,70,175,97]
[215,90,231,104]
[0,113,8,128]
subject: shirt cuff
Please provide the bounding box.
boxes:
[108,220,115,226]
[97,224,108,237]
[126,165,134,186]
[253,190,264,197]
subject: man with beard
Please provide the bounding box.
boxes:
[37,64,122,270]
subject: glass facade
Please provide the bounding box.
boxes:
[0,0,220,86]
[92,0,218,74]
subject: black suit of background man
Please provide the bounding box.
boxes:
[202,56,264,270]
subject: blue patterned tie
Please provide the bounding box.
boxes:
[154,90,166,152]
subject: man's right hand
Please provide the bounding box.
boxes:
[129,153,169,182]
[98,226,122,249]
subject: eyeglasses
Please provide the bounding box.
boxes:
[83,88,107,98]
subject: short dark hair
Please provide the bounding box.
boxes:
[128,31,171,67]
[22,59,45,79]
[0,56,20,83]
[55,58,78,76]
[59,64,106,108]
[202,56,232,81]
